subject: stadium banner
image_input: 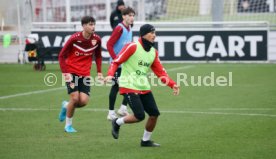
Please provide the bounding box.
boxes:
[30,30,267,61]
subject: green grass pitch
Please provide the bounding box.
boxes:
[0,63,276,159]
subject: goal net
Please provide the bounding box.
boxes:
[27,0,275,30]
[152,0,275,23]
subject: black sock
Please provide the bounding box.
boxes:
[122,96,128,106]
[109,83,119,110]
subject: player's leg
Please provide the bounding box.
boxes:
[66,91,80,118]
[107,82,119,120]
[77,76,90,108]
[107,68,123,120]
[63,75,82,133]
[111,93,145,139]
[58,100,68,122]
[64,91,80,133]
[120,93,146,123]
[77,92,89,107]
[141,92,160,131]
[59,75,78,122]
[140,92,160,147]
[65,76,90,133]
[116,68,129,116]
[122,96,128,105]
[117,96,129,116]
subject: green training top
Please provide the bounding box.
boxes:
[119,42,156,90]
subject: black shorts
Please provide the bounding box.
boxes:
[112,68,122,85]
[123,92,160,117]
[66,74,91,96]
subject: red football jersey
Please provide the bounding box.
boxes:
[59,32,102,77]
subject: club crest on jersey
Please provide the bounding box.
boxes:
[69,82,75,89]
[91,40,97,46]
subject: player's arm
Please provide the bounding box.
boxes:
[105,43,137,82]
[151,50,180,95]
[107,25,123,59]
[58,35,74,81]
[95,38,103,80]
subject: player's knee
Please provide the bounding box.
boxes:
[134,112,145,121]
[70,96,80,106]
[149,111,160,118]
[148,115,159,121]
[78,99,88,107]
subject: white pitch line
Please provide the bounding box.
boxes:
[0,108,275,118]
[165,65,194,72]
[0,108,53,111]
[0,87,64,100]
[209,108,275,111]
[161,110,276,118]
[0,65,195,100]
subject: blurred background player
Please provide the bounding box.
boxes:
[109,0,125,30]
[106,7,135,120]
[105,24,180,147]
[58,16,103,133]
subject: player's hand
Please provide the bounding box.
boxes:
[104,76,113,84]
[173,84,180,96]
[97,72,104,81]
[63,73,72,82]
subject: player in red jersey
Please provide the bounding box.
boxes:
[106,7,135,121]
[58,16,103,133]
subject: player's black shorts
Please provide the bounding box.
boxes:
[66,74,91,96]
[112,67,122,85]
[123,92,160,118]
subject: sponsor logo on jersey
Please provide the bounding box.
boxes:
[138,60,150,67]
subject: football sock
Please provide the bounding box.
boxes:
[120,105,127,110]
[116,117,125,126]
[109,110,115,114]
[142,130,152,141]
[63,101,68,108]
[65,117,73,127]
[109,84,118,110]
